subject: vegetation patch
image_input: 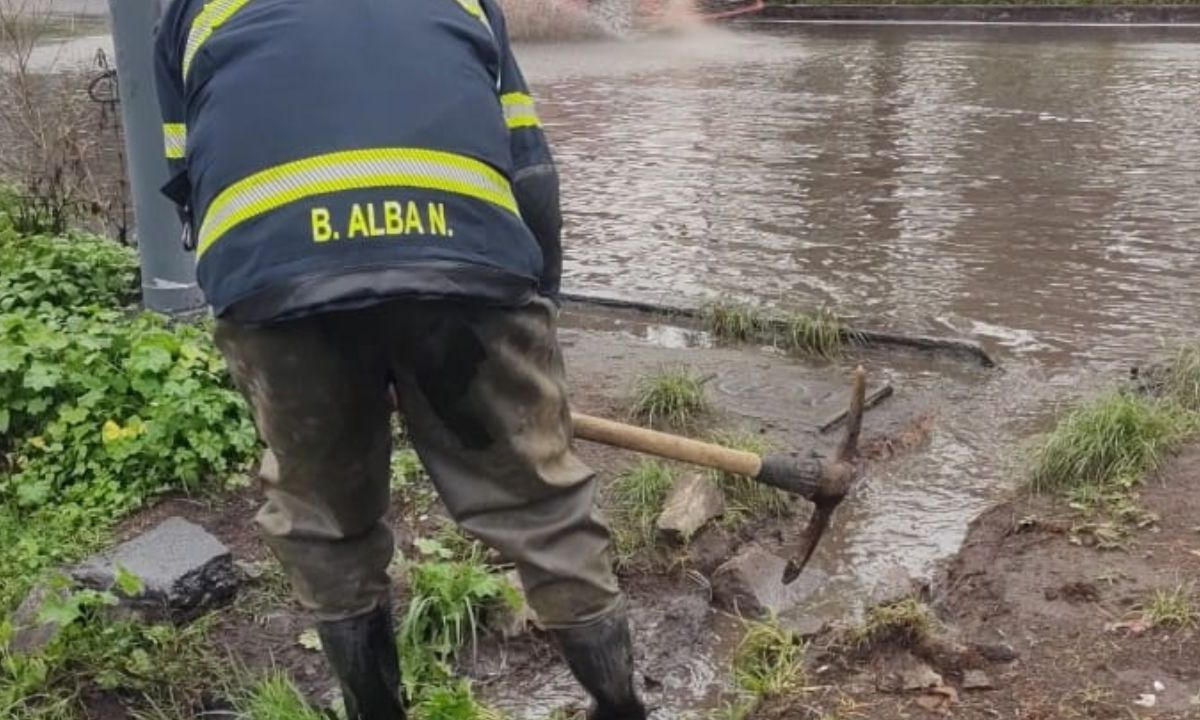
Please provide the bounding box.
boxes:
[235,672,326,720]
[849,597,935,649]
[702,301,852,359]
[608,459,674,560]
[1027,390,1192,499]
[629,364,710,430]
[397,539,520,711]
[733,617,807,701]
[1140,584,1197,629]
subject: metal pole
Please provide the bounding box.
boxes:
[107,0,204,315]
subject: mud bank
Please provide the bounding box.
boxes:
[746,3,1200,24]
[751,446,1200,719]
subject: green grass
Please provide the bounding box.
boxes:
[1164,346,1200,413]
[708,432,791,522]
[1141,584,1197,629]
[235,672,325,720]
[629,365,710,430]
[1027,391,1193,497]
[608,460,675,560]
[849,597,934,649]
[702,301,851,359]
[733,617,806,699]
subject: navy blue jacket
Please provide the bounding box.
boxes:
[154,0,562,321]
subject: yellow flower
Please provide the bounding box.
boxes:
[29,436,46,450]
[101,420,122,444]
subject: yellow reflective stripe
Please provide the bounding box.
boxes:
[196,148,518,257]
[501,92,541,130]
[163,123,187,159]
[182,0,255,80]
[454,0,494,36]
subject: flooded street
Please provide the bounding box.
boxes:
[477,26,1200,716]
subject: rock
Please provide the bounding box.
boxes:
[493,571,541,638]
[786,614,828,639]
[962,669,994,690]
[869,564,920,608]
[710,544,827,617]
[657,474,725,540]
[71,517,237,621]
[8,584,70,656]
[1134,694,1157,708]
[974,641,1018,662]
[876,651,943,694]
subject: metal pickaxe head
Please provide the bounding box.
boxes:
[752,367,867,584]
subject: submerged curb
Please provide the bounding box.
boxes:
[743,4,1200,25]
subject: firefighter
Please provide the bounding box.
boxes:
[153,0,644,718]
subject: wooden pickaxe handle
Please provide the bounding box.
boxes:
[570,413,762,478]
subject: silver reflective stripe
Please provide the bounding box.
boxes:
[197,147,518,256]
[163,123,187,159]
[182,0,255,81]
[501,92,540,129]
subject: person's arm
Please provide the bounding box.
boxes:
[488,2,563,302]
[153,3,194,246]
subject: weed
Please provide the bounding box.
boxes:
[0,229,138,312]
[1164,345,1200,412]
[850,597,934,648]
[1141,584,1197,628]
[1027,391,1193,497]
[630,364,710,429]
[398,555,520,702]
[236,672,325,720]
[709,699,755,720]
[708,432,790,521]
[733,617,806,699]
[608,460,674,559]
[779,308,851,359]
[703,300,767,343]
[412,680,505,720]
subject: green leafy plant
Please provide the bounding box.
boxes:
[397,552,520,703]
[412,680,505,720]
[733,617,806,699]
[629,365,710,429]
[609,460,674,559]
[0,228,137,313]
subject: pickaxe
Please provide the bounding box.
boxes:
[572,367,867,583]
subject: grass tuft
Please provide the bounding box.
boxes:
[703,301,767,343]
[630,365,710,429]
[850,597,934,649]
[237,672,325,720]
[1027,391,1193,497]
[779,308,851,359]
[703,301,851,358]
[608,460,674,560]
[1164,346,1200,413]
[708,432,790,521]
[1142,584,1197,629]
[733,617,806,699]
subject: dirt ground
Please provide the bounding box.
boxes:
[755,448,1200,720]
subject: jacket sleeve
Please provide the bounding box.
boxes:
[153,2,193,240]
[487,1,563,301]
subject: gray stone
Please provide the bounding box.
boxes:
[869,564,920,609]
[8,584,69,656]
[71,517,237,620]
[656,474,725,540]
[785,614,828,639]
[710,543,827,617]
[962,670,994,690]
[876,651,943,694]
[974,641,1018,663]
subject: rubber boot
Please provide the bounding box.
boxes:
[549,607,648,720]
[316,604,406,720]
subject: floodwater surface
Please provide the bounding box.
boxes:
[479,25,1200,717]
